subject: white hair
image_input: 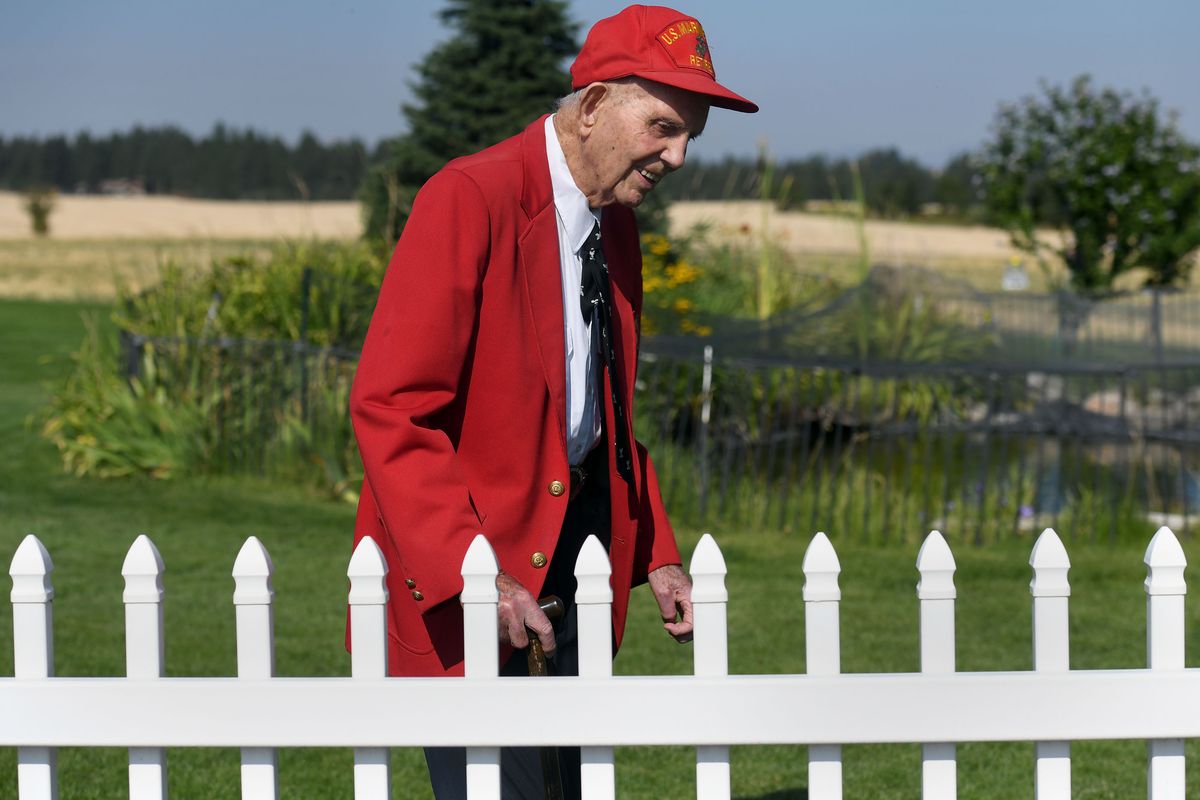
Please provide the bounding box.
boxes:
[555,89,584,112]
[556,77,643,112]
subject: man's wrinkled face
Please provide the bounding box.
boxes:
[582,79,710,208]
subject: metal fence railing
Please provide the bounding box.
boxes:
[119,330,360,493]
[932,287,1200,366]
[635,347,1200,543]
[119,325,1200,543]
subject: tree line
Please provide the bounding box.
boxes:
[6,0,1197,294]
[0,124,376,200]
[1,121,980,216]
[655,149,981,219]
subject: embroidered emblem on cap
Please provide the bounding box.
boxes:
[655,18,715,77]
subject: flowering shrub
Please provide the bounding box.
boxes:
[639,233,712,336]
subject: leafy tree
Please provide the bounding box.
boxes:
[978,75,1200,293]
[360,0,579,244]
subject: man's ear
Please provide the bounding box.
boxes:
[577,82,611,133]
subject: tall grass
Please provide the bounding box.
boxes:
[39,242,380,496]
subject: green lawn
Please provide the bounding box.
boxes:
[3,297,1200,798]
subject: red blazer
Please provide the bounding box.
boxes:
[349,116,682,677]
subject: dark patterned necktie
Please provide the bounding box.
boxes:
[580,222,633,483]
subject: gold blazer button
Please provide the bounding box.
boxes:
[405,579,416,589]
[411,590,424,601]
[548,480,566,497]
[531,551,548,569]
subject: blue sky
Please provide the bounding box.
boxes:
[2,0,1197,167]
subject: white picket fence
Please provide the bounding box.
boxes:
[3,526,1199,799]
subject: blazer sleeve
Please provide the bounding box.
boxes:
[632,440,683,584]
[615,214,683,583]
[349,168,491,611]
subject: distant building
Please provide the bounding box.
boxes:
[98,178,146,196]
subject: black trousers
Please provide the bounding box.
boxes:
[425,447,610,800]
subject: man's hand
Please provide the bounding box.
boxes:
[648,564,693,643]
[496,572,556,656]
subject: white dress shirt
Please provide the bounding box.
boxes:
[545,114,602,466]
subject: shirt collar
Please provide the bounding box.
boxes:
[545,114,601,255]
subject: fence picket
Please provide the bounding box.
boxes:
[803,532,842,800]
[1144,527,1186,800]
[12,525,1200,798]
[122,535,168,800]
[347,536,390,800]
[10,535,58,800]
[232,537,278,799]
[691,533,731,800]
[460,535,501,800]
[1030,528,1071,799]
[917,531,957,799]
[575,535,615,799]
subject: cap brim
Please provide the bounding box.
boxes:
[633,69,759,113]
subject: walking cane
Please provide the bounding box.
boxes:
[526,595,566,800]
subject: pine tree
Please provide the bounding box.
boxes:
[360,0,579,244]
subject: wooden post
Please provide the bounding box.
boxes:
[122,535,167,800]
[347,536,390,800]
[1144,527,1186,800]
[1030,528,1071,799]
[917,531,956,799]
[691,533,731,800]
[233,537,278,799]
[803,532,842,800]
[575,535,615,799]
[10,534,58,800]
[461,535,501,800]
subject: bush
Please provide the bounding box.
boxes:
[115,240,386,346]
[640,226,843,337]
[40,319,216,479]
[41,242,380,499]
[23,186,56,237]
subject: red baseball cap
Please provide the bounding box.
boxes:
[570,5,758,114]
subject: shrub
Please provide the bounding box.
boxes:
[40,319,216,479]
[23,186,56,237]
[115,240,386,347]
[42,242,380,498]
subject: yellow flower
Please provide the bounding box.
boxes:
[645,235,671,256]
[673,298,694,313]
[665,260,701,287]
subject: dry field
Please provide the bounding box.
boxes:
[0,193,1074,299]
[667,201,1071,290]
[0,191,359,300]
[0,191,359,240]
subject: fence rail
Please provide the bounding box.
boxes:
[636,349,1200,541]
[937,287,1200,365]
[5,526,1198,798]
[116,325,1200,541]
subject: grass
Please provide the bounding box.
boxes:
[5,297,1200,798]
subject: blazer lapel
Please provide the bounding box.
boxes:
[517,117,568,451]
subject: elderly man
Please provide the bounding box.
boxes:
[349,4,756,797]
